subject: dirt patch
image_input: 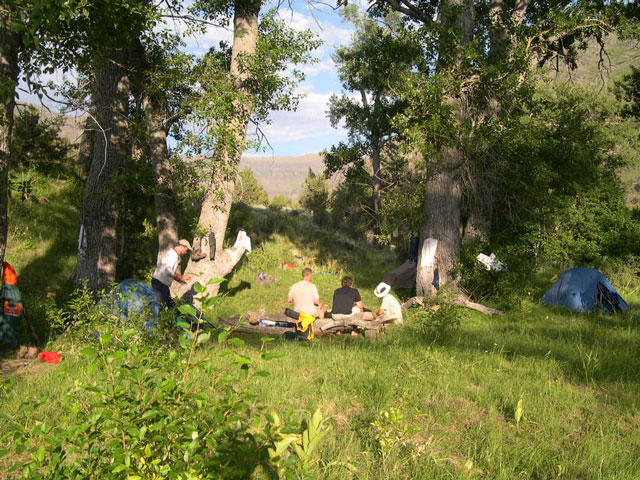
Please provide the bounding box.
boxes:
[0,357,56,379]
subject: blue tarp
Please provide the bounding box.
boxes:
[541,267,630,313]
[112,279,159,322]
[111,279,210,335]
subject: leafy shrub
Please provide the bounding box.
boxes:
[406,293,462,340]
[455,241,531,303]
[1,282,327,479]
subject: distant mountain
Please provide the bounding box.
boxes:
[239,153,324,200]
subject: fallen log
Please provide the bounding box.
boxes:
[217,316,294,336]
[215,311,398,337]
[402,295,503,316]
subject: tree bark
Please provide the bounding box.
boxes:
[0,12,19,266]
[129,37,180,262]
[142,92,179,261]
[416,157,463,296]
[175,0,260,301]
[71,51,130,291]
[416,0,473,296]
[77,113,95,178]
[371,135,382,218]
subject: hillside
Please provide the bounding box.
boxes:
[239,153,325,200]
[549,34,639,88]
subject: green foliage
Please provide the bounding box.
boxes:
[181,9,320,160]
[328,167,374,237]
[298,169,330,226]
[406,294,462,340]
[616,65,640,120]
[270,194,293,209]
[2,280,327,479]
[234,168,269,205]
[10,105,76,175]
[46,280,110,333]
[484,81,640,266]
[324,7,422,237]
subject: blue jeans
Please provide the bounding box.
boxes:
[152,278,174,308]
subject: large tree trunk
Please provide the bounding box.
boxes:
[129,37,180,262]
[77,113,95,177]
[175,0,260,301]
[0,12,19,266]
[416,155,463,296]
[416,0,474,295]
[143,92,179,261]
[71,51,130,291]
[371,135,382,219]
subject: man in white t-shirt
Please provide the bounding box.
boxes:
[152,239,192,308]
[374,282,403,324]
[287,267,326,318]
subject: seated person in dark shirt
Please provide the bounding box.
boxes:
[332,276,364,315]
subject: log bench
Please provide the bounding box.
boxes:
[216,311,397,338]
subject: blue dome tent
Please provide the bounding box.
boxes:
[112,279,160,323]
[541,267,630,313]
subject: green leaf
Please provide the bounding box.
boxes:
[178,304,198,317]
[207,277,226,285]
[227,337,245,347]
[262,352,285,361]
[193,282,205,294]
[234,356,252,365]
[261,336,275,343]
[141,410,159,420]
[34,445,45,463]
[196,332,211,344]
[515,397,524,426]
[80,347,98,357]
[218,330,230,343]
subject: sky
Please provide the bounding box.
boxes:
[17,0,362,158]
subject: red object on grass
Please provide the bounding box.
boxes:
[38,351,62,364]
[280,263,294,269]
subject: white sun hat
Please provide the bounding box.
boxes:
[374,282,391,298]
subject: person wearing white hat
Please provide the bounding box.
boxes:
[152,239,193,308]
[374,282,403,324]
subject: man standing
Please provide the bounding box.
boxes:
[331,276,363,315]
[152,239,192,308]
[287,268,326,319]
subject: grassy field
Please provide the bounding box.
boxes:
[2,186,640,479]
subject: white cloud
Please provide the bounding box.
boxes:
[250,90,348,144]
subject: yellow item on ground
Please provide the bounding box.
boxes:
[296,311,316,340]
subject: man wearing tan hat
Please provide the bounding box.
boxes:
[152,240,193,308]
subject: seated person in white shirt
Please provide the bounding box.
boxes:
[374,282,403,324]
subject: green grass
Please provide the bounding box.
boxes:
[2,183,640,479]
[3,293,640,478]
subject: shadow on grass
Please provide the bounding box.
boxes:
[8,180,82,344]
[226,202,396,291]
